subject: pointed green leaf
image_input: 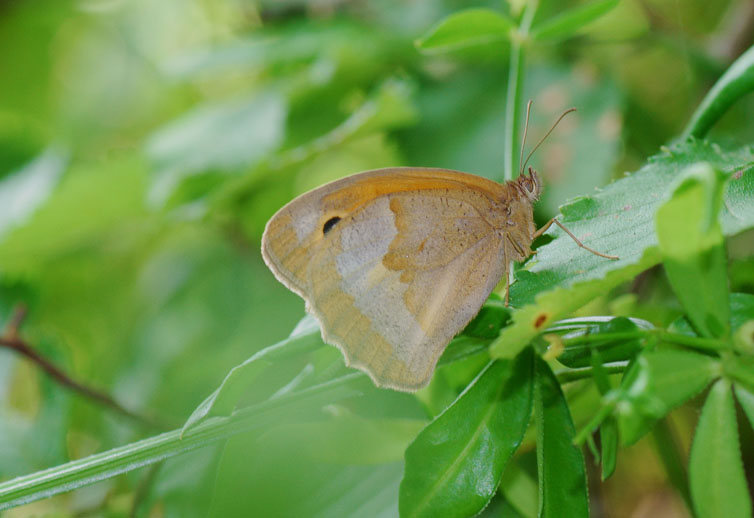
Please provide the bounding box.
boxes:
[684,44,754,138]
[416,9,514,53]
[534,358,589,518]
[731,293,754,354]
[532,0,619,41]
[616,348,720,444]
[656,163,730,338]
[734,384,754,431]
[490,140,754,360]
[400,350,534,518]
[690,380,752,518]
[599,417,618,480]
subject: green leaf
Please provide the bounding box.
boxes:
[557,316,643,368]
[651,418,691,507]
[211,433,403,518]
[731,293,754,353]
[534,357,589,518]
[490,140,754,360]
[656,163,730,338]
[400,349,534,518]
[499,464,538,518]
[599,417,618,480]
[734,384,754,431]
[532,0,619,41]
[723,355,754,393]
[0,148,66,240]
[415,9,515,53]
[684,44,754,138]
[147,91,288,205]
[181,315,323,434]
[689,380,752,518]
[616,348,720,444]
[267,410,426,464]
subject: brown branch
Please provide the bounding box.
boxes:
[1,305,163,430]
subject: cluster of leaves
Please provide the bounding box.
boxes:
[1,0,753,517]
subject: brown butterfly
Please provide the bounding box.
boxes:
[262,103,617,391]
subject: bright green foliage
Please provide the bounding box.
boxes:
[1,2,754,517]
[534,358,589,518]
[616,349,720,445]
[689,380,752,518]
[490,140,754,359]
[400,350,533,518]
[415,9,514,53]
[656,163,730,338]
[532,0,620,41]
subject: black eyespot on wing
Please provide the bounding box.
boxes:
[323,216,341,235]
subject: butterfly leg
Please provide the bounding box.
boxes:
[534,218,619,260]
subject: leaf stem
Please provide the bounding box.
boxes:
[556,363,626,384]
[560,329,730,352]
[0,373,361,511]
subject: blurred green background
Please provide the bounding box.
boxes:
[1,0,753,516]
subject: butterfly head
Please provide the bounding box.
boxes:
[516,167,542,202]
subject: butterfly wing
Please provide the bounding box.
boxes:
[262,168,510,391]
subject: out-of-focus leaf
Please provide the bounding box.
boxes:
[490,140,754,360]
[400,350,534,518]
[534,357,588,518]
[532,0,619,41]
[181,315,322,434]
[689,380,752,518]
[499,464,538,518]
[268,409,426,464]
[211,78,418,225]
[415,9,514,53]
[684,44,754,139]
[656,163,730,338]
[0,156,147,275]
[146,91,287,206]
[210,430,403,518]
[616,348,720,444]
[0,148,66,240]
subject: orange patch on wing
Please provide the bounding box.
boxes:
[321,169,503,214]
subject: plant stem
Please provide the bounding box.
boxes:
[0,373,361,511]
[560,329,730,352]
[557,364,626,384]
[0,306,161,429]
[503,0,538,182]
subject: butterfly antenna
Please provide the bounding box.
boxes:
[519,100,533,177]
[520,107,577,175]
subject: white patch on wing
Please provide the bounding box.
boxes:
[291,205,319,242]
[335,198,427,364]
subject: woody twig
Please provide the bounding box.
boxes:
[0,304,161,429]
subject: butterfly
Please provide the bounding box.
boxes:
[261,105,617,391]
